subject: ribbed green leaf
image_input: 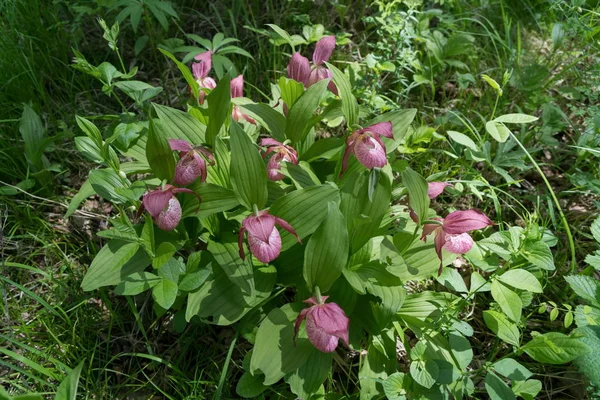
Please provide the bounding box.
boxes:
[325,62,358,128]
[286,79,329,144]
[229,122,268,209]
[206,75,230,146]
[158,48,199,99]
[239,102,286,142]
[401,167,429,225]
[146,119,176,181]
[522,332,589,364]
[153,103,206,144]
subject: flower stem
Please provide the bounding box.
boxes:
[314,286,323,304]
[252,204,260,216]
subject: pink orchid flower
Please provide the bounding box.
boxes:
[294,296,350,353]
[238,210,301,263]
[230,75,256,124]
[192,51,217,105]
[142,185,201,231]
[421,209,493,270]
[287,35,338,94]
[168,139,214,186]
[341,122,393,175]
[261,139,299,181]
[428,182,452,199]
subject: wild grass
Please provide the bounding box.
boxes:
[1,0,599,398]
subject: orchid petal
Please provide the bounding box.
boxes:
[173,151,207,186]
[275,217,301,243]
[312,35,336,65]
[243,213,277,243]
[193,51,213,79]
[238,226,247,260]
[267,152,286,181]
[443,233,475,254]
[143,189,173,218]
[155,197,182,231]
[260,138,284,147]
[287,52,310,85]
[230,74,244,98]
[307,65,331,87]
[293,308,310,346]
[248,226,282,263]
[443,210,493,235]
[421,223,440,240]
[428,182,451,199]
[353,135,388,169]
[306,314,340,353]
[434,229,446,261]
[169,139,193,152]
[359,121,393,139]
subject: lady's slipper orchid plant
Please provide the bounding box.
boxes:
[142,185,201,231]
[341,122,393,175]
[168,139,214,186]
[192,51,216,105]
[421,209,493,270]
[294,296,350,353]
[261,139,299,181]
[230,75,256,124]
[287,35,338,94]
[238,210,301,263]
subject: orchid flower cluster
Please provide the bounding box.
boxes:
[105,33,497,361]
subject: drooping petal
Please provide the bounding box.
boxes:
[340,138,356,177]
[428,182,451,199]
[312,35,336,65]
[433,228,446,261]
[421,222,441,240]
[169,139,193,152]
[230,74,244,98]
[359,122,393,139]
[248,226,282,263]
[287,52,311,85]
[443,233,475,254]
[293,308,310,345]
[443,210,493,235]
[266,152,286,181]
[143,189,174,218]
[238,226,247,260]
[155,197,182,231]
[275,217,301,243]
[353,135,388,169]
[307,65,332,87]
[193,51,212,79]
[260,138,284,147]
[173,151,207,186]
[243,213,278,243]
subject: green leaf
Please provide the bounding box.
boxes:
[492,358,532,381]
[484,372,515,400]
[181,182,240,218]
[447,130,479,151]
[485,121,511,143]
[565,275,600,304]
[278,77,304,109]
[53,360,84,400]
[280,161,320,189]
[229,122,268,209]
[65,179,94,218]
[152,242,177,270]
[449,332,473,371]
[178,269,210,292]
[205,75,231,146]
[250,304,313,385]
[497,269,542,293]
[410,360,439,389]
[325,62,358,127]
[481,74,502,93]
[491,280,522,322]
[158,48,199,99]
[88,169,129,204]
[75,116,102,146]
[239,102,286,142]
[521,240,555,270]
[152,279,178,309]
[269,184,340,251]
[153,103,206,144]
[483,310,520,346]
[81,240,150,291]
[236,372,267,398]
[209,237,255,295]
[511,379,542,400]
[574,326,600,386]
[494,114,538,124]
[591,215,600,243]
[115,272,162,295]
[303,201,348,292]
[340,171,391,253]
[286,350,331,399]
[286,79,329,144]
[146,119,176,181]
[522,332,589,364]
[383,372,409,400]
[401,167,429,225]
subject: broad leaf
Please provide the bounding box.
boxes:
[494,113,538,124]
[146,119,176,181]
[286,79,329,144]
[497,269,542,293]
[152,279,178,309]
[492,358,532,381]
[491,280,522,322]
[522,332,589,364]
[483,310,520,346]
[205,75,231,146]
[153,103,206,144]
[401,168,429,225]
[484,372,515,400]
[115,272,162,295]
[325,62,358,127]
